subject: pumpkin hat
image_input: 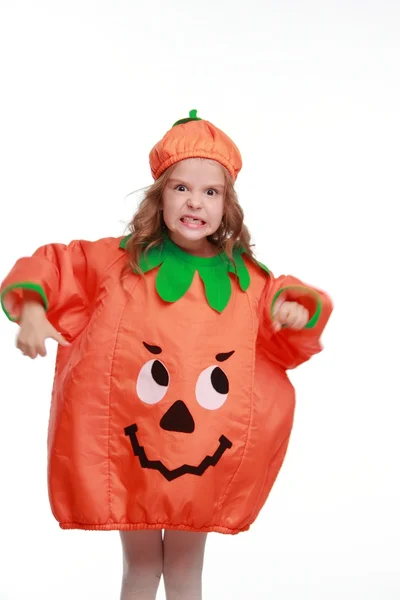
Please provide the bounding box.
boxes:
[149,109,242,181]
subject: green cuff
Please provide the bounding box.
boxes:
[271,286,322,330]
[1,282,49,322]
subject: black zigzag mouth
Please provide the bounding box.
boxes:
[124,424,233,482]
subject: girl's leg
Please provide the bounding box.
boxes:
[163,530,208,600]
[119,530,164,600]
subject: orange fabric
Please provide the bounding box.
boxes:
[0,238,332,534]
[149,119,242,180]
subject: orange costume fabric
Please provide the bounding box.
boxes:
[0,235,332,534]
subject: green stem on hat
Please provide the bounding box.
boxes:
[173,109,202,127]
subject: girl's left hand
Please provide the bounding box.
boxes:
[272,297,309,332]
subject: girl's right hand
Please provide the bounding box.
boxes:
[16,296,70,359]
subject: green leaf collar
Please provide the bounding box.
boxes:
[120,234,269,313]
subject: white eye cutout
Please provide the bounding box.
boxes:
[136,359,169,405]
[195,365,229,410]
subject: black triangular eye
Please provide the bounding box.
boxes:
[151,360,169,387]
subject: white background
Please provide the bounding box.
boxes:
[0,1,399,599]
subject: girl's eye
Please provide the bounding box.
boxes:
[175,185,218,195]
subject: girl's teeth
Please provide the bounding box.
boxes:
[183,217,203,224]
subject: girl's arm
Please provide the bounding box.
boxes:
[0,238,116,342]
[257,274,333,370]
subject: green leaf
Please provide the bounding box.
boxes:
[139,245,164,273]
[257,260,270,275]
[198,264,232,312]
[232,252,250,291]
[119,235,130,249]
[120,232,269,312]
[156,254,196,302]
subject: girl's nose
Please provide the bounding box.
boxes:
[187,194,202,209]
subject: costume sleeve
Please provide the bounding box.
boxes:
[0,239,106,341]
[258,273,333,370]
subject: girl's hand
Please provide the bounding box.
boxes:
[16,297,70,359]
[272,296,309,332]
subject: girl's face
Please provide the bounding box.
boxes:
[162,158,225,253]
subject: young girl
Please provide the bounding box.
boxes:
[0,109,333,600]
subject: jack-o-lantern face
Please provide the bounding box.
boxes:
[124,342,234,481]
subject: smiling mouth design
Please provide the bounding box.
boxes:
[124,424,233,482]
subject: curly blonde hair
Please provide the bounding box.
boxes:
[123,160,255,274]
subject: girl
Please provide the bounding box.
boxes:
[0,109,333,600]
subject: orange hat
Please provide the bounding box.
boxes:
[149,109,242,181]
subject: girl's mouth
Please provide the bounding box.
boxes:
[180,216,206,228]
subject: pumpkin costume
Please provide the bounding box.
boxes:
[0,111,332,534]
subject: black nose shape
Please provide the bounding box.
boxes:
[160,400,195,434]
